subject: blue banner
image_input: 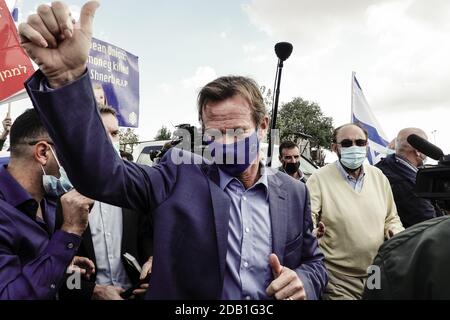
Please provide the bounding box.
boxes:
[88,37,139,127]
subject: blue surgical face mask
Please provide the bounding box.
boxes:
[42,146,74,197]
[113,141,121,156]
[207,130,260,176]
[339,146,367,170]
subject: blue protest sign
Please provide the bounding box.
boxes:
[88,37,139,127]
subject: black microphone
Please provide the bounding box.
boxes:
[267,42,293,167]
[275,42,293,61]
[407,134,444,161]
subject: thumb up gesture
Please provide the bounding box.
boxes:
[266,254,307,300]
[19,1,100,88]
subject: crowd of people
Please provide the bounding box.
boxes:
[0,0,448,300]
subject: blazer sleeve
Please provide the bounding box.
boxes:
[294,189,328,300]
[25,70,178,214]
[390,179,438,227]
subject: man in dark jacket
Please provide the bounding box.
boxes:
[56,202,153,300]
[376,128,444,228]
[57,105,153,300]
[278,141,306,183]
[363,215,450,299]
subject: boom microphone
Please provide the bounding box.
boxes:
[267,42,293,167]
[275,42,293,62]
[407,134,444,161]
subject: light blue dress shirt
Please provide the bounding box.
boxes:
[219,168,273,300]
[335,161,366,193]
[89,201,132,290]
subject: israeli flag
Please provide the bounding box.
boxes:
[5,0,19,22]
[351,72,390,165]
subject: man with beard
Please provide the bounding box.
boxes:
[278,141,306,183]
[306,123,404,300]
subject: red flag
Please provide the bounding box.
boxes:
[0,0,34,102]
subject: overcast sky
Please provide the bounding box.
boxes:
[3,0,450,155]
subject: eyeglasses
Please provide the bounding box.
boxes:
[336,139,368,148]
[27,140,54,146]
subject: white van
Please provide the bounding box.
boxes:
[132,140,171,166]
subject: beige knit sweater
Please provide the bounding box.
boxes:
[306,163,404,277]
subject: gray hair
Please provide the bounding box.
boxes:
[395,128,427,156]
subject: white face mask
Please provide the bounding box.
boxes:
[113,141,121,156]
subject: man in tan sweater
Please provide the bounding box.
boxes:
[306,123,404,300]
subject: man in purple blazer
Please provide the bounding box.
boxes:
[20,1,327,300]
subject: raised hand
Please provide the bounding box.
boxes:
[19,1,100,88]
[2,115,12,134]
[60,189,94,236]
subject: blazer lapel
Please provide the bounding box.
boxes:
[121,208,131,255]
[203,164,231,283]
[83,224,96,263]
[268,172,288,263]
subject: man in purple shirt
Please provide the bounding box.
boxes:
[0,109,94,300]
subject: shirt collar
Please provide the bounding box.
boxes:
[0,165,35,208]
[395,155,418,173]
[335,160,365,181]
[218,164,269,194]
[0,166,56,233]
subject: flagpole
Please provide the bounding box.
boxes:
[351,71,356,123]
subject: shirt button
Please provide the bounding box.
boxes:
[245,296,251,300]
[245,228,250,233]
[106,233,111,237]
[50,284,56,290]
[244,262,249,268]
[67,243,74,249]
[242,196,247,201]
